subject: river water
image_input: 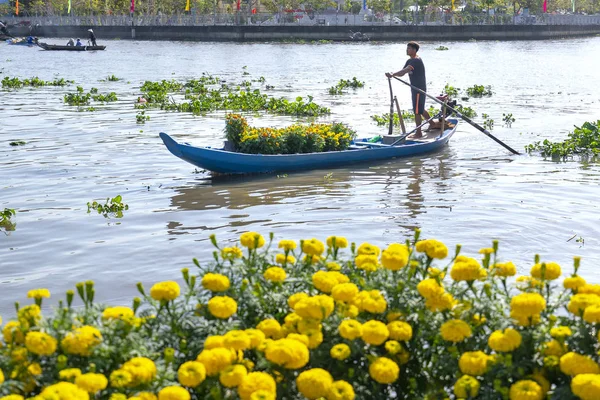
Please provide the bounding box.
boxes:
[1,37,600,313]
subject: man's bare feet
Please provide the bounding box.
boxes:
[408,132,423,139]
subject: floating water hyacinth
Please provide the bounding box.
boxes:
[1,230,600,399]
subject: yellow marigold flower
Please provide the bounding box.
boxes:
[27,288,50,299]
[560,352,600,376]
[530,262,561,281]
[28,362,42,376]
[157,386,190,400]
[196,347,236,376]
[286,333,309,346]
[0,395,25,400]
[136,392,157,400]
[275,254,295,265]
[386,311,403,322]
[385,340,402,355]
[123,357,157,384]
[362,320,389,346]
[264,267,287,283]
[297,368,334,399]
[568,293,600,315]
[102,306,134,320]
[327,236,348,248]
[387,321,412,341]
[305,329,324,349]
[450,255,482,282]
[339,319,363,340]
[488,328,522,352]
[221,246,243,260]
[110,394,127,400]
[17,304,41,324]
[510,311,541,327]
[245,329,265,349]
[223,330,251,351]
[249,390,275,400]
[110,369,132,388]
[529,370,550,394]
[509,380,543,400]
[328,380,355,400]
[479,247,494,255]
[352,290,387,314]
[583,304,600,323]
[201,273,230,292]
[510,293,546,318]
[564,275,587,290]
[427,267,445,279]
[440,319,472,343]
[369,357,399,384]
[61,326,102,356]
[59,368,82,381]
[331,283,359,303]
[219,364,247,388]
[25,331,57,356]
[356,242,380,256]
[426,292,456,312]
[240,232,265,249]
[288,293,309,309]
[295,295,334,320]
[238,372,277,400]
[380,243,409,271]
[75,373,108,393]
[544,355,559,368]
[150,281,180,301]
[330,343,351,360]
[571,373,600,400]
[40,382,89,400]
[265,338,310,369]
[302,238,325,256]
[204,335,225,349]
[278,240,297,251]
[459,351,490,376]
[326,261,341,271]
[415,239,448,259]
[11,346,27,362]
[579,284,600,295]
[257,319,283,339]
[492,262,517,277]
[207,296,237,319]
[312,271,340,293]
[417,278,444,299]
[297,318,321,334]
[550,326,572,339]
[454,375,480,398]
[3,321,24,344]
[354,254,379,271]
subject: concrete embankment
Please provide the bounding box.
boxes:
[19,24,600,41]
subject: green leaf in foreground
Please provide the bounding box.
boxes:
[525,120,600,158]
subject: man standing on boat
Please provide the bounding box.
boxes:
[386,41,439,138]
[88,29,97,46]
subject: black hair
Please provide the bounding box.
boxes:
[407,41,420,52]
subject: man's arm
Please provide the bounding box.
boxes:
[385,65,414,78]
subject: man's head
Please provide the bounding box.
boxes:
[406,41,420,56]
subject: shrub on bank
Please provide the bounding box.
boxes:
[0,230,599,400]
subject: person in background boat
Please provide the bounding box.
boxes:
[87,29,97,46]
[66,38,75,46]
[76,38,83,46]
[386,41,441,139]
[26,36,35,45]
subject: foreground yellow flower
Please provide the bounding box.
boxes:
[352,290,387,314]
[302,238,325,256]
[330,343,351,360]
[509,380,543,400]
[331,283,359,303]
[150,281,180,301]
[264,267,287,283]
[356,242,380,256]
[326,236,348,248]
[178,361,206,388]
[197,348,236,376]
[380,243,409,271]
[3,321,24,344]
[221,247,243,260]
[59,368,82,381]
[238,372,277,400]
[369,357,399,384]
[417,278,444,299]
[328,380,355,400]
[450,255,482,281]
[201,273,230,292]
[415,239,448,259]
[338,319,363,340]
[510,292,546,318]
[530,262,561,280]
[488,328,522,352]
[75,373,108,393]
[560,352,600,376]
[278,239,297,251]
[61,326,102,356]
[40,381,90,400]
[249,390,275,400]
[362,320,389,345]
[257,319,283,339]
[564,275,586,290]
[25,331,57,356]
[387,321,412,341]
[571,373,600,400]
[454,375,480,398]
[110,369,132,388]
[123,357,157,385]
[158,386,190,400]
[220,364,248,387]
[207,296,238,319]
[492,261,517,277]
[440,319,472,343]
[297,368,334,399]
[459,351,490,376]
[102,306,134,320]
[265,338,310,369]
[240,232,266,249]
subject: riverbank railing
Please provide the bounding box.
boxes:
[4,12,600,28]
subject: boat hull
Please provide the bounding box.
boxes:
[38,43,106,51]
[160,119,457,174]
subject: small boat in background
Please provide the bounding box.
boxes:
[6,37,37,46]
[159,119,458,175]
[38,42,106,51]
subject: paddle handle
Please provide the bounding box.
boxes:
[393,96,406,135]
[387,77,394,136]
[392,77,520,155]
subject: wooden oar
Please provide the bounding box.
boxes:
[391,77,520,155]
[387,77,394,136]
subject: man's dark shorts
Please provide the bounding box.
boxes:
[411,89,426,115]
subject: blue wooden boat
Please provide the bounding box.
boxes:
[159,118,458,174]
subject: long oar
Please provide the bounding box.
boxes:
[392,77,520,155]
[387,77,394,136]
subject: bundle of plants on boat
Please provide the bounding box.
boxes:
[224,114,357,155]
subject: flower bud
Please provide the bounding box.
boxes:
[133,297,141,313]
[66,290,74,308]
[136,282,145,296]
